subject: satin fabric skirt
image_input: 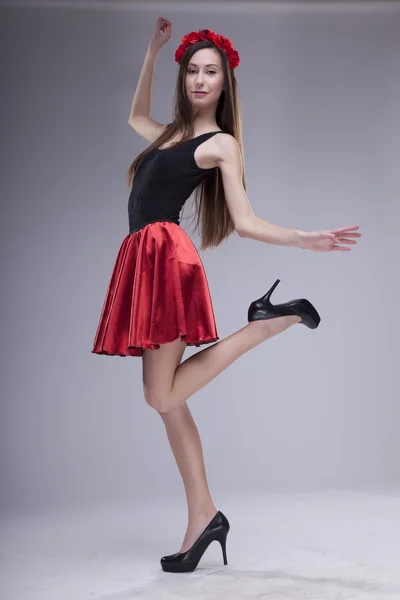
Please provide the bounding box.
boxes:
[91,220,219,357]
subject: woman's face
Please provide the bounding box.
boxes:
[185,48,224,107]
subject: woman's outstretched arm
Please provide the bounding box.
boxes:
[216,134,361,252]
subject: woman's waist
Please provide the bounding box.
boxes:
[128,217,180,235]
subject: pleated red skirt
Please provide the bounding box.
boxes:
[91,220,219,357]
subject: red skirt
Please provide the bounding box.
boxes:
[91,220,219,357]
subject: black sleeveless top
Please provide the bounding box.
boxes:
[128,130,224,234]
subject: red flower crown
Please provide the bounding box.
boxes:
[175,29,240,70]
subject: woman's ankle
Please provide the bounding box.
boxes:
[187,503,217,523]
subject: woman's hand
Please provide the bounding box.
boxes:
[149,17,172,53]
[298,225,361,252]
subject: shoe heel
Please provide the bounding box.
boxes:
[260,278,280,304]
[217,530,228,565]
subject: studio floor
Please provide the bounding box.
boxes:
[1,489,400,600]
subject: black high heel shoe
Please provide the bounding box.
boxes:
[248,279,321,329]
[160,510,230,573]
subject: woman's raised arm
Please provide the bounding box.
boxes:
[128,17,171,142]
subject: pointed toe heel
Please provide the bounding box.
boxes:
[160,510,230,573]
[247,278,321,329]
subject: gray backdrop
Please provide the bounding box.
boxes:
[1,0,399,515]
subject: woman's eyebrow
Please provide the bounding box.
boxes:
[188,63,219,67]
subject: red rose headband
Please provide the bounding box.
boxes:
[175,29,240,70]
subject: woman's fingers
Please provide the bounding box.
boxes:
[332,225,361,234]
[331,234,354,250]
[338,238,357,244]
[156,17,171,32]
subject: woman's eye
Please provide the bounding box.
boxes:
[187,69,216,75]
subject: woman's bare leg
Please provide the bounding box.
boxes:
[142,315,300,552]
[159,403,218,553]
[143,315,301,414]
[143,339,217,553]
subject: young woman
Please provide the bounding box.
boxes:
[91,18,361,573]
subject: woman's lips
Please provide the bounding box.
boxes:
[193,91,208,96]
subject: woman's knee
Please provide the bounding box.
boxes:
[144,387,173,413]
[141,339,187,413]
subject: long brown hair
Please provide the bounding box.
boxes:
[126,39,246,250]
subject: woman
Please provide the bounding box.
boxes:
[92,18,361,573]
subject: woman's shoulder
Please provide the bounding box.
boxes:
[213,131,240,151]
[213,131,236,142]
